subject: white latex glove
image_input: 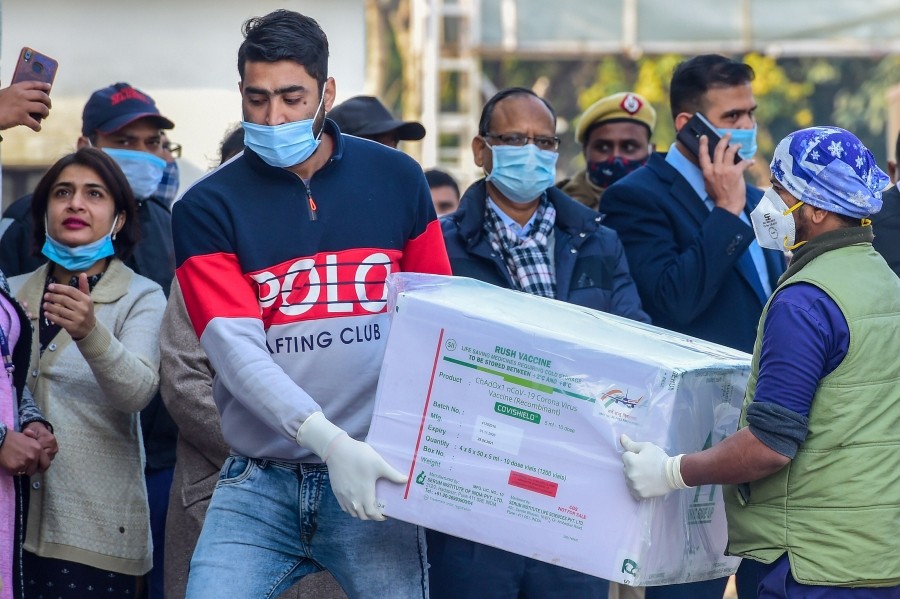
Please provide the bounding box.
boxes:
[620,434,690,500]
[298,412,407,520]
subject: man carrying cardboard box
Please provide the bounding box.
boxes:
[171,9,451,597]
[622,126,900,598]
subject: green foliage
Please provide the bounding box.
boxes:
[833,56,900,141]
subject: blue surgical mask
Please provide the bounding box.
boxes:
[716,125,758,161]
[41,216,119,272]
[485,144,558,204]
[242,95,325,168]
[103,148,167,199]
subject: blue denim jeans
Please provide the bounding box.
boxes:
[185,456,428,599]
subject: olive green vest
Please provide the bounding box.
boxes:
[724,240,900,587]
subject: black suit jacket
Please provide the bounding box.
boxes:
[872,184,900,278]
[601,152,786,353]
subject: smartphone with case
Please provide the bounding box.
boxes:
[676,112,741,165]
[11,47,58,121]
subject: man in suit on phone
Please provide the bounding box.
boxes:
[600,54,786,599]
[602,54,784,354]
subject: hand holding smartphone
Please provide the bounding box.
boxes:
[1,47,57,129]
[676,112,742,165]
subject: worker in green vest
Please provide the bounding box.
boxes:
[620,126,900,598]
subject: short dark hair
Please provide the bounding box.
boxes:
[478,87,557,136]
[424,169,460,198]
[669,55,754,119]
[238,9,329,95]
[31,148,140,260]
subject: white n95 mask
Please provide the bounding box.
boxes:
[750,188,804,251]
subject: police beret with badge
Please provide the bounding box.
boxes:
[575,92,656,144]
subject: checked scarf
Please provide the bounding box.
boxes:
[484,195,557,298]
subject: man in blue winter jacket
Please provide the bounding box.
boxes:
[431,87,649,599]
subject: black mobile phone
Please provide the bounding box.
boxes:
[11,47,58,122]
[676,112,741,165]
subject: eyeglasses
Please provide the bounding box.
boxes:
[163,141,183,159]
[483,132,560,152]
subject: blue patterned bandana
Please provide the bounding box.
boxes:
[770,126,889,218]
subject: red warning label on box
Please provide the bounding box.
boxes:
[508,471,559,497]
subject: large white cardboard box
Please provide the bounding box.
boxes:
[369,274,747,586]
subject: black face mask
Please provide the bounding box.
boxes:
[587,156,648,188]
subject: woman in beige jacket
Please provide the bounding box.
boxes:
[10,148,165,597]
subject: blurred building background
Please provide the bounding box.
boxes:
[2,0,900,208]
[0,0,366,206]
